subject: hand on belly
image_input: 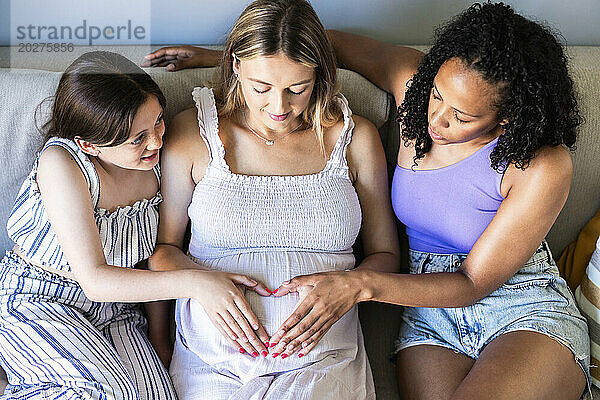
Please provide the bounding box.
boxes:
[178,251,358,368]
[180,288,358,368]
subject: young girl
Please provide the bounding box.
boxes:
[0,51,263,399]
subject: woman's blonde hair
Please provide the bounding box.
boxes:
[215,0,341,155]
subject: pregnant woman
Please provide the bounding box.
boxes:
[148,0,399,399]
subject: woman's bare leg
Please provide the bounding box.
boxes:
[397,345,474,400]
[452,331,585,400]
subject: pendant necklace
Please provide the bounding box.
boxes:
[245,115,303,146]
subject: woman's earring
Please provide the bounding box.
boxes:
[232,52,240,82]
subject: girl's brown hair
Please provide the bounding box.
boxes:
[41,51,166,147]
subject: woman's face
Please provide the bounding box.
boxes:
[92,95,165,171]
[427,57,506,145]
[233,52,315,133]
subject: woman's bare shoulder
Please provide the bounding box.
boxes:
[165,107,207,158]
[346,114,386,180]
[167,108,200,145]
[349,114,379,146]
[162,107,211,183]
[503,145,573,197]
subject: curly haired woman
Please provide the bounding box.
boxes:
[326,4,590,398]
[144,3,590,398]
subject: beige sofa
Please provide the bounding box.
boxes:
[0,45,599,398]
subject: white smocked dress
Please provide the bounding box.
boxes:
[169,87,375,400]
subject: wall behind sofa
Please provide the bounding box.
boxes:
[0,0,599,46]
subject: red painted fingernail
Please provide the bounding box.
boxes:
[239,348,245,353]
[272,353,279,358]
[281,354,288,359]
[252,351,259,357]
[298,353,304,358]
[269,342,277,348]
[273,289,278,294]
[265,342,270,347]
[266,288,272,294]
[261,351,268,357]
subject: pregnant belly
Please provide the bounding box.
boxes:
[176,250,361,378]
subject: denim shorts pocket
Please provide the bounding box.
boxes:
[498,274,574,310]
[547,276,576,308]
[500,274,553,291]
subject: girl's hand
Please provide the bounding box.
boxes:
[269,271,362,358]
[195,270,272,357]
[141,45,221,71]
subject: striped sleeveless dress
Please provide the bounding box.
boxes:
[0,137,176,399]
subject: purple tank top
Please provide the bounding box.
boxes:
[391,137,505,254]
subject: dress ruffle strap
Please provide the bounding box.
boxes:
[192,87,227,171]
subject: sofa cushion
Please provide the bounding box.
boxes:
[576,237,600,388]
[558,207,600,290]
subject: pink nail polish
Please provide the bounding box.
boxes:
[281,354,288,359]
[272,353,279,358]
[252,351,259,357]
[239,348,245,353]
[273,289,278,294]
[298,353,304,358]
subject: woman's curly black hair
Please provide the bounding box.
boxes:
[398,2,582,171]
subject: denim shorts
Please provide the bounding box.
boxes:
[394,241,591,393]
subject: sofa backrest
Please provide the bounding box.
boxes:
[545,47,600,256]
